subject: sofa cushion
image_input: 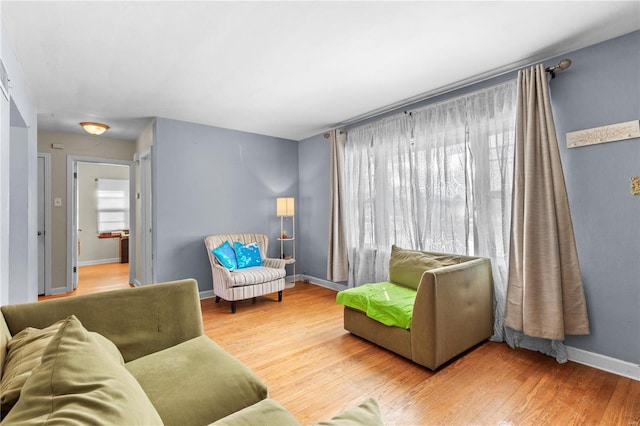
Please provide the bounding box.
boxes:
[336,282,416,329]
[1,315,162,425]
[126,335,269,425]
[212,240,238,270]
[389,245,461,289]
[313,398,384,426]
[229,266,286,287]
[234,241,263,269]
[210,398,301,426]
[0,317,123,416]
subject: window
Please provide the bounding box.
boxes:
[96,179,129,233]
[342,81,517,287]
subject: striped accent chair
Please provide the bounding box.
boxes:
[204,234,287,313]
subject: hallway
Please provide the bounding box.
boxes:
[39,263,131,300]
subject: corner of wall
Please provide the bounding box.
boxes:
[0,18,38,305]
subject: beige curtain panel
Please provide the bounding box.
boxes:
[505,64,590,341]
[327,130,349,282]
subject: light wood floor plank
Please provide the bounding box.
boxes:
[39,262,131,300]
[602,377,640,425]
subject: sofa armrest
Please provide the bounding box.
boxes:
[1,279,204,363]
[263,257,286,269]
[211,261,232,277]
[410,258,493,369]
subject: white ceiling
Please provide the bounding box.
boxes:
[2,1,639,141]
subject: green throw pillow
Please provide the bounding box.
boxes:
[313,398,383,426]
[210,399,301,425]
[1,315,162,425]
[0,318,122,416]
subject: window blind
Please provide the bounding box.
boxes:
[96,178,129,233]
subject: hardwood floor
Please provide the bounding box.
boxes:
[202,283,639,425]
[39,273,639,425]
[38,262,131,300]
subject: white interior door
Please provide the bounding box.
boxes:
[37,156,45,294]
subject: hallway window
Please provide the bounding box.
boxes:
[96,178,129,232]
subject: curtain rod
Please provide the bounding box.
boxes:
[323,130,344,139]
[332,58,572,130]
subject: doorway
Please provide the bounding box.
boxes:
[66,156,135,294]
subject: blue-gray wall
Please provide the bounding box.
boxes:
[298,133,331,280]
[551,32,639,364]
[151,32,638,365]
[153,118,298,292]
[298,31,640,364]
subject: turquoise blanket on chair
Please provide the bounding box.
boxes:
[336,282,416,329]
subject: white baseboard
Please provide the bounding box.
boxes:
[566,346,640,381]
[78,258,120,266]
[300,274,346,292]
[47,286,69,296]
[199,289,215,300]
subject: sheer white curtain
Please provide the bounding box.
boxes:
[343,81,517,339]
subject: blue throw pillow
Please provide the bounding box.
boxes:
[234,242,262,269]
[212,240,238,270]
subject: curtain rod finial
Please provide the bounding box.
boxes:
[545,58,572,78]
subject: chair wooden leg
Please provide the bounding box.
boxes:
[231,301,236,314]
[278,290,283,302]
[215,296,221,303]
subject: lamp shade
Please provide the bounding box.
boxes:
[276,197,295,217]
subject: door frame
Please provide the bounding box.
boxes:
[137,148,154,285]
[66,156,135,293]
[37,153,52,295]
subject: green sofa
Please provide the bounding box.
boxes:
[0,279,382,425]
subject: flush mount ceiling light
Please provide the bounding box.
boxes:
[79,122,109,136]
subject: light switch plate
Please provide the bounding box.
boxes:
[631,177,640,196]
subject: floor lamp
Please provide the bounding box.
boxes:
[276,197,295,286]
